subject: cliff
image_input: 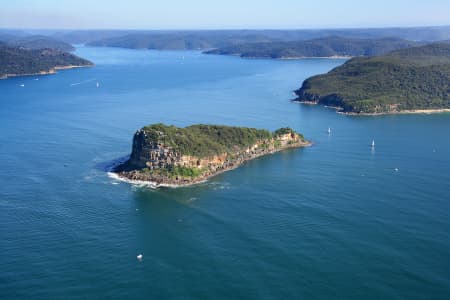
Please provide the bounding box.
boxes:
[114,124,310,187]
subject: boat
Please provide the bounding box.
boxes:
[19,84,25,87]
[371,139,375,147]
[327,127,331,134]
[96,82,100,88]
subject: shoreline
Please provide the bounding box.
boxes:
[292,100,450,116]
[240,55,350,60]
[204,52,352,60]
[344,108,450,116]
[279,55,351,60]
[113,141,311,188]
[0,64,93,80]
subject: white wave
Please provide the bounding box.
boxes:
[107,172,207,188]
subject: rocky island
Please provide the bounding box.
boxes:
[113,124,310,187]
[294,42,450,114]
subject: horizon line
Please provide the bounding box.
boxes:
[2,24,450,32]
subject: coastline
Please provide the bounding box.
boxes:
[239,55,350,60]
[204,52,352,60]
[0,64,93,80]
[292,100,450,116]
[113,140,311,188]
[279,55,351,60]
[344,108,450,116]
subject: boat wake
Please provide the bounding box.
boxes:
[70,78,97,86]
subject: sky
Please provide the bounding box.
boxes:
[1,0,450,30]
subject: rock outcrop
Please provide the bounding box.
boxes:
[114,124,310,187]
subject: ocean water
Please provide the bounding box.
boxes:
[1,47,450,299]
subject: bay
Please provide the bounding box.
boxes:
[1,46,449,299]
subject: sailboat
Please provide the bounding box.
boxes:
[371,139,375,147]
[96,82,100,88]
[327,127,331,134]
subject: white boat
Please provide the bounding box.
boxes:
[371,139,375,147]
[327,127,331,134]
[137,254,143,261]
[96,82,100,88]
[19,84,25,87]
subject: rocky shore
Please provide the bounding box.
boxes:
[113,124,310,187]
[292,99,450,116]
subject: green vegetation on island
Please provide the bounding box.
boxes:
[204,37,420,59]
[294,42,450,114]
[115,124,308,186]
[0,44,93,79]
[139,123,301,158]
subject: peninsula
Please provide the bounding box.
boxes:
[204,36,420,59]
[0,43,93,79]
[294,42,450,114]
[113,124,310,187]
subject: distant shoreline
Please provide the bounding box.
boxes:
[346,108,450,116]
[279,55,351,60]
[0,64,93,80]
[206,53,352,60]
[292,100,450,116]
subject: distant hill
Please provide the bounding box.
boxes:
[3,26,450,47]
[0,32,17,42]
[82,27,450,50]
[87,31,279,50]
[294,42,450,114]
[5,35,75,52]
[51,30,134,44]
[204,37,421,58]
[0,45,93,79]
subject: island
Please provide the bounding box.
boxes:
[0,43,93,79]
[112,124,310,187]
[203,37,420,59]
[293,42,450,114]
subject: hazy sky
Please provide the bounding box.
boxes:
[1,0,450,30]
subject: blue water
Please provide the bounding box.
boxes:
[1,47,450,299]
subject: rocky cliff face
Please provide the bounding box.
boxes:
[294,83,346,110]
[115,127,309,187]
